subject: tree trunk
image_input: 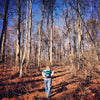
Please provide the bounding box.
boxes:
[72,23,77,56]
[65,8,71,55]
[19,0,29,77]
[25,0,29,63]
[50,0,53,65]
[76,0,83,54]
[27,0,32,63]
[48,40,50,61]
[38,25,41,70]
[16,0,21,67]
[38,3,44,70]
[56,43,57,62]
[0,0,10,62]
[47,16,50,61]
[60,38,62,62]
[76,0,82,70]
[68,32,71,54]
[20,29,24,61]
[77,16,81,55]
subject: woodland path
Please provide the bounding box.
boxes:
[0,64,100,100]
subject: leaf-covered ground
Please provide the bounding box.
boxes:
[0,64,100,100]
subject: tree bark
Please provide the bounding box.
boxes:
[72,23,77,56]
[76,0,83,54]
[50,0,53,65]
[68,31,71,54]
[76,0,83,70]
[38,2,44,70]
[16,0,21,70]
[0,0,10,62]
[38,25,41,70]
[25,0,29,63]
[27,0,32,63]
[19,0,29,77]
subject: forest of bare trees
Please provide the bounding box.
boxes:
[0,0,100,77]
[0,0,100,99]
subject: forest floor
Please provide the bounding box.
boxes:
[0,63,100,100]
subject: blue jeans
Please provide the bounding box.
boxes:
[44,78,51,97]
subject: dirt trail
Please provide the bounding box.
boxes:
[33,66,69,99]
[0,64,100,100]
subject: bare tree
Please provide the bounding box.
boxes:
[76,0,82,55]
[72,22,77,56]
[37,0,45,70]
[0,0,10,62]
[19,0,28,77]
[27,0,33,63]
[50,0,54,65]
[16,0,21,71]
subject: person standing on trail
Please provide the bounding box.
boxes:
[42,66,54,98]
